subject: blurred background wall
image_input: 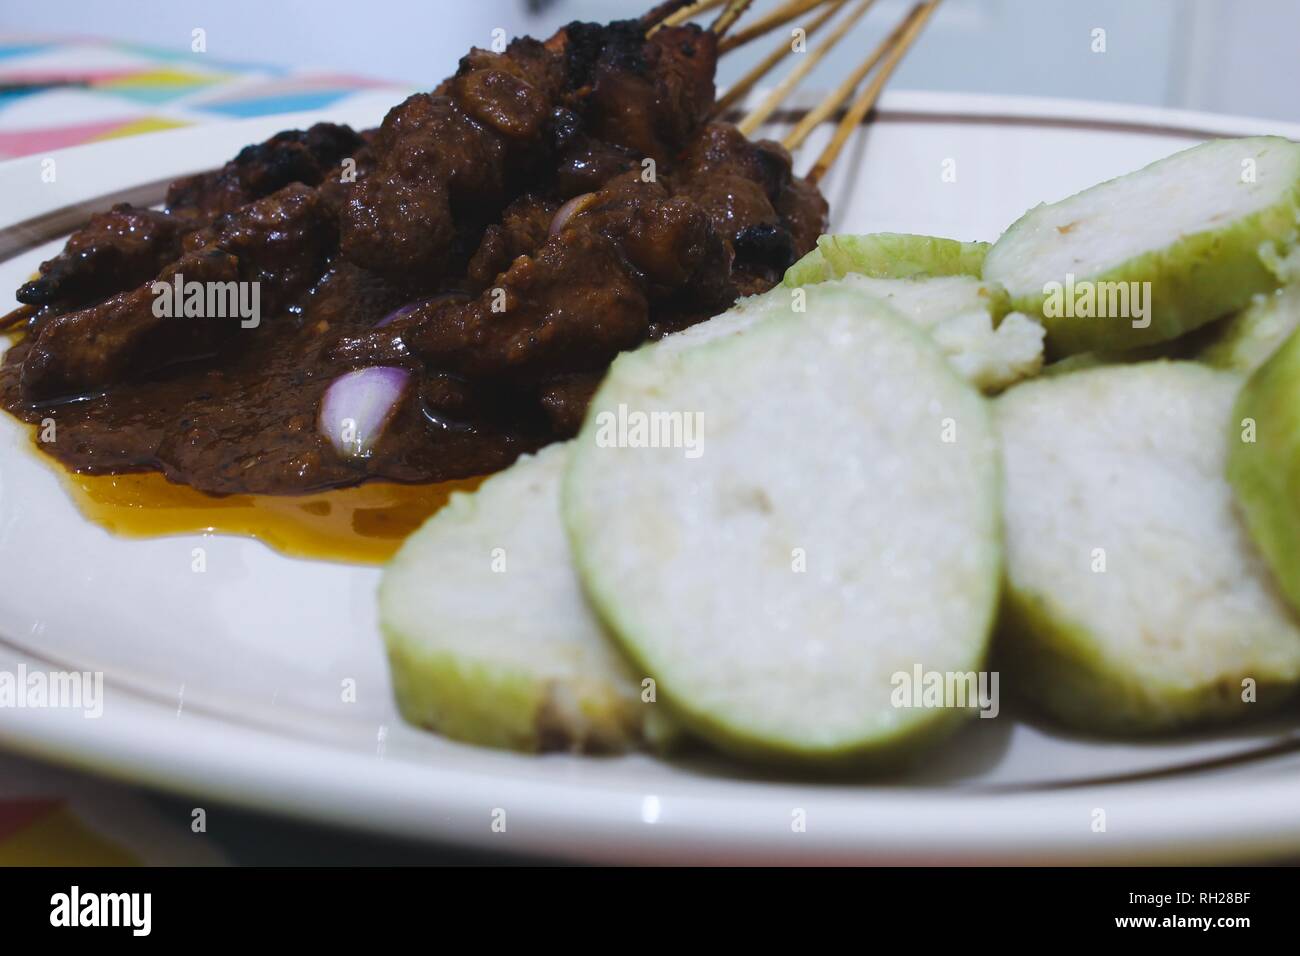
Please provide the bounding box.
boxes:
[3,0,1297,122]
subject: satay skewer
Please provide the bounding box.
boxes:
[659,0,838,55]
[718,0,839,53]
[710,0,758,36]
[0,304,34,332]
[642,0,709,28]
[804,0,940,184]
[713,0,846,115]
[652,0,728,31]
[736,0,874,135]
[781,0,923,151]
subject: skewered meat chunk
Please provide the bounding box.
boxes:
[678,124,792,200]
[165,122,363,222]
[465,195,559,290]
[340,38,571,285]
[335,171,734,380]
[568,21,717,164]
[2,7,835,496]
[449,37,569,141]
[20,185,332,400]
[553,137,639,197]
[671,122,826,284]
[573,172,734,303]
[20,249,241,400]
[181,183,335,313]
[16,122,362,315]
[16,204,185,310]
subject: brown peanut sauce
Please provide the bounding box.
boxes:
[0,263,529,563]
[0,264,548,497]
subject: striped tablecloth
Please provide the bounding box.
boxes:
[0,35,406,159]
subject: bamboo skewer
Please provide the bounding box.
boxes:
[736,0,874,135]
[804,0,940,184]
[671,0,943,181]
[0,304,34,332]
[713,0,844,115]
[642,0,707,29]
[711,0,758,36]
[651,0,728,32]
[781,0,919,151]
[718,0,836,53]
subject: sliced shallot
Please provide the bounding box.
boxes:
[319,366,411,458]
[549,193,597,237]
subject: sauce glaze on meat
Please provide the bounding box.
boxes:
[0,19,828,495]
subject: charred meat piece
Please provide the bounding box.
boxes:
[336,172,733,380]
[340,38,570,285]
[340,163,458,284]
[673,122,827,283]
[166,122,363,223]
[566,21,717,164]
[20,249,240,402]
[553,136,638,198]
[361,227,651,379]
[16,204,185,310]
[18,123,359,315]
[182,183,335,314]
[449,37,568,141]
[338,92,508,282]
[465,195,559,290]
[678,124,792,200]
[20,185,333,401]
[569,173,734,305]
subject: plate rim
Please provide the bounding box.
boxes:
[2,636,1297,865]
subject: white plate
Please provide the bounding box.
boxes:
[2,91,1299,864]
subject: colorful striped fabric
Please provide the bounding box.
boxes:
[0,36,406,158]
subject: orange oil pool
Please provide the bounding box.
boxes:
[61,470,485,564]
